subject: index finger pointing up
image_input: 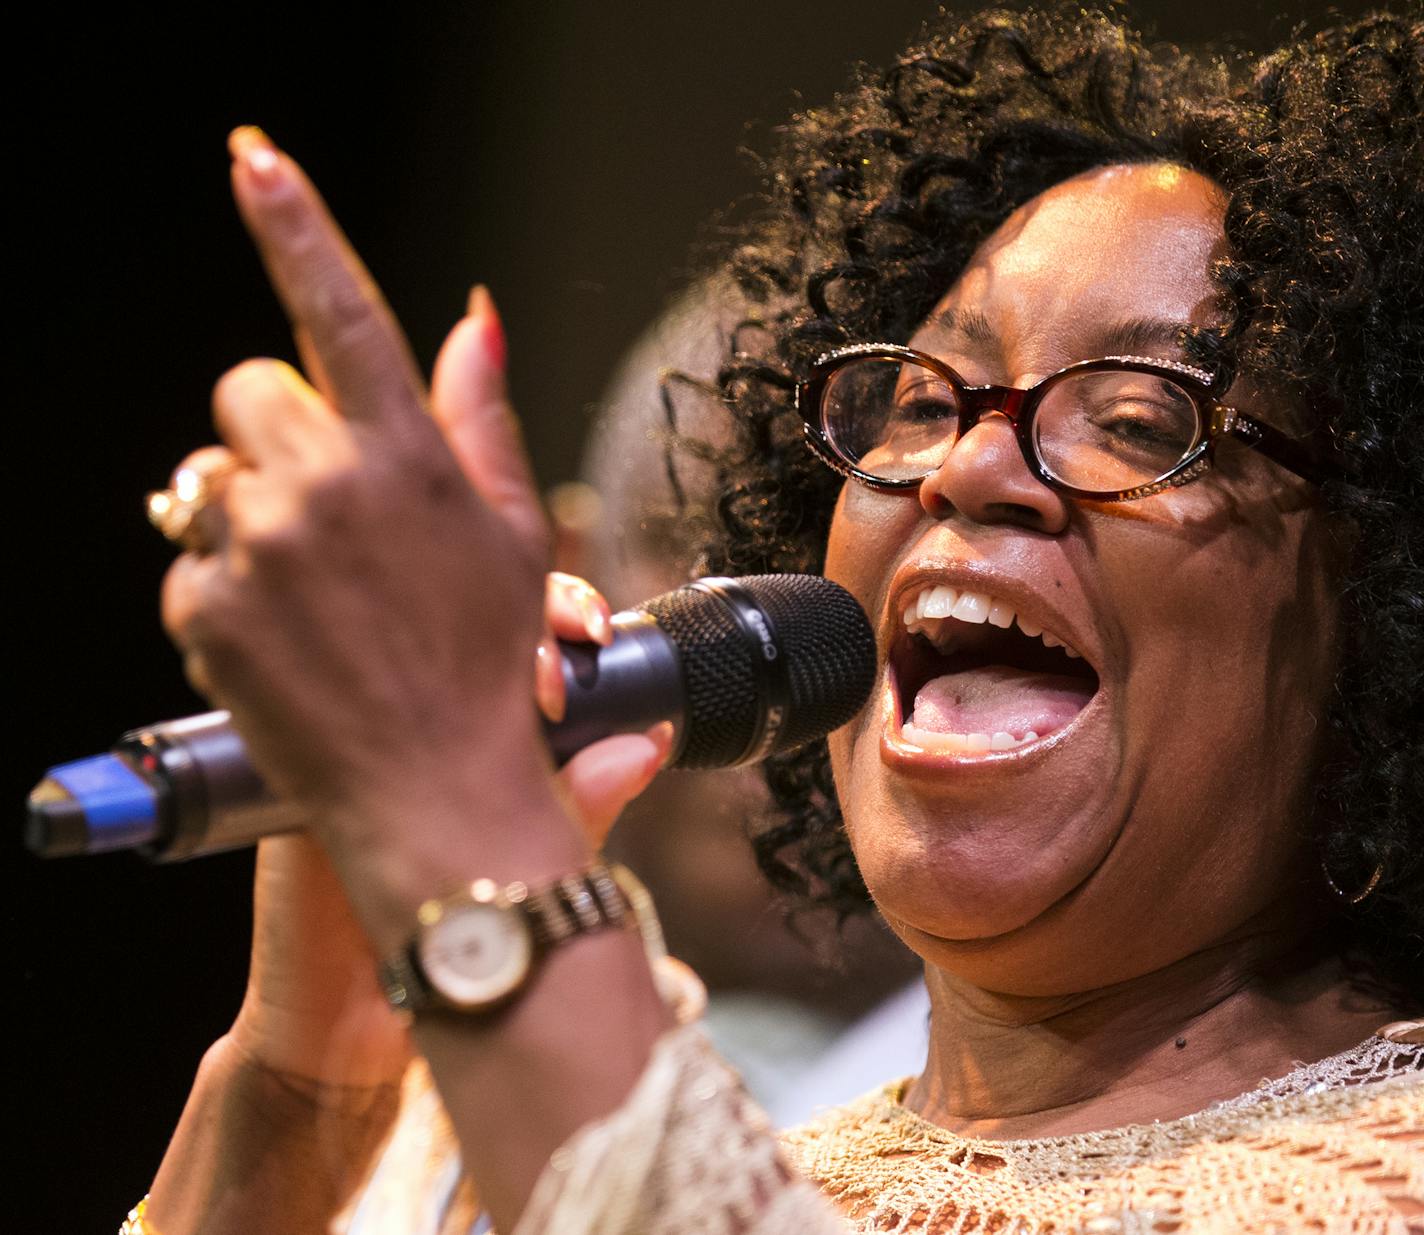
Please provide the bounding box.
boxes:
[227,126,427,434]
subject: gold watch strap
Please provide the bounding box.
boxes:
[379,861,641,1013]
[516,864,631,945]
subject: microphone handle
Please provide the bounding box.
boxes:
[28,613,689,862]
[121,711,303,861]
[545,610,686,765]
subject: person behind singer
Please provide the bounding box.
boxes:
[129,6,1420,1234]
[550,277,928,1129]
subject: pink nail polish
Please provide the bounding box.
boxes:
[575,589,612,645]
[646,720,676,767]
[230,126,281,188]
[467,283,507,373]
[534,640,566,723]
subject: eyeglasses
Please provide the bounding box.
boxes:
[795,344,1331,502]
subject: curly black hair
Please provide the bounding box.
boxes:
[685,6,1423,1001]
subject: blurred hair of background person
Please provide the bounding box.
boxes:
[548,275,928,1127]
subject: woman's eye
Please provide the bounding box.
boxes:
[892,384,956,423]
[900,398,954,423]
[1089,397,1191,446]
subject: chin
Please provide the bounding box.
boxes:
[830,673,1133,971]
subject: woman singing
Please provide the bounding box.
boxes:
[129,7,1420,1233]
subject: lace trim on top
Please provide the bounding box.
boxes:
[345,1020,1422,1235]
[782,1032,1424,1234]
[1210,1029,1422,1112]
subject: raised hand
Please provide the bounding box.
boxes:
[147,130,672,1234]
[161,128,582,948]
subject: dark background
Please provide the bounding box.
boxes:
[17,3,1366,1229]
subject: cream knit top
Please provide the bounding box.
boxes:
[781,1027,1423,1234]
[343,1013,1421,1235]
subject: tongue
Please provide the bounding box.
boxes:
[912,666,1094,738]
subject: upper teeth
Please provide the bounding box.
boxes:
[902,584,1081,659]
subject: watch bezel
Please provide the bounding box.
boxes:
[412,878,536,1013]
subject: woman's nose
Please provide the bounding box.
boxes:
[917,412,1072,532]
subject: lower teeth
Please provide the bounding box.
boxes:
[900,724,1041,753]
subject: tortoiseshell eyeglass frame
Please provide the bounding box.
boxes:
[794,343,1333,503]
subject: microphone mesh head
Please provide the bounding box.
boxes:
[639,574,877,769]
[747,574,878,751]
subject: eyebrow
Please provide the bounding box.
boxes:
[928,306,996,343]
[924,310,1195,359]
[1092,316,1196,356]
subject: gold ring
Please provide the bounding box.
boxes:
[145,460,239,550]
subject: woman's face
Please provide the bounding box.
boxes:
[825,163,1341,996]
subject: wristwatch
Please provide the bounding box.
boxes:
[378,861,647,1015]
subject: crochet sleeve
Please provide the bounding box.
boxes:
[337,958,847,1235]
[512,1023,846,1235]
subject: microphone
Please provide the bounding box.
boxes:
[27,574,875,861]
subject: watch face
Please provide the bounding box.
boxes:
[417,900,533,1009]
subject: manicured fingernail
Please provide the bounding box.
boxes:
[645,721,676,768]
[229,126,281,187]
[467,284,507,373]
[534,639,565,723]
[579,590,613,646]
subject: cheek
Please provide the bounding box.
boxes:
[824,484,916,613]
[1089,467,1335,669]
[823,493,867,787]
[1107,494,1337,714]
[822,487,861,596]
[824,485,912,813]
[1094,496,1339,901]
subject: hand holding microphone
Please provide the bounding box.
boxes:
[27,129,876,868]
[25,130,881,1234]
[29,571,875,860]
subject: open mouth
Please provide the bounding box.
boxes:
[889,584,1101,755]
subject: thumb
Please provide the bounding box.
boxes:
[430,285,549,552]
[556,722,675,849]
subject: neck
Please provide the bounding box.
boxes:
[904,930,1391,1139]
